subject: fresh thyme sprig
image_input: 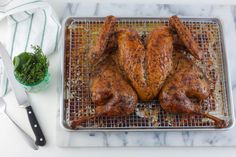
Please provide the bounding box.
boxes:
[13,45,49,85]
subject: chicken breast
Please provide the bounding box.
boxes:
[114,26,173,101]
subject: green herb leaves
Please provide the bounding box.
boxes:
[13,45,49,85]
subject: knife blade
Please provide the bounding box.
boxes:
[0,42,46,146]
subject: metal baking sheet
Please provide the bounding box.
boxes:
[60,17,234,131]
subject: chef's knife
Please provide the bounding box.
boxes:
[0,42,46,146]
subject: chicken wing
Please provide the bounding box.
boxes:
[88,15,117,65]
[169,15,203,60]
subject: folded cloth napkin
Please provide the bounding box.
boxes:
[0,0,61,96]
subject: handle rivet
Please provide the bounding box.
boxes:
[34,124,37,127]
[28,111,32,114]
[40,138,43,141]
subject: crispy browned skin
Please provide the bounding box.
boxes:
[73,15,220,127]
[169,15,203,60]
[159,52,225,128]
[71,62,138,127]
[88,15,117,65]
[91,62,137,116]
[114,26,173,101]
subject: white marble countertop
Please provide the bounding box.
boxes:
[1,0,236,157]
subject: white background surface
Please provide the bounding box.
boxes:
[0,0,236,157]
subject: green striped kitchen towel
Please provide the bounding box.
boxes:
[0,0,61,96]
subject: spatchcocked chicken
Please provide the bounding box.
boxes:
[71,15,225,128]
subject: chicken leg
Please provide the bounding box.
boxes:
[159,52,226,128]
[71,62,138,127]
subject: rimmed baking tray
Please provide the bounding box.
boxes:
[60,17,235,131]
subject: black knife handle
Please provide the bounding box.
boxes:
[26,106,46,146]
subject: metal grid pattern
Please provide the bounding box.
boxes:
[63,17,231,130]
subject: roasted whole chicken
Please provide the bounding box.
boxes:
[71,15,225,128]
